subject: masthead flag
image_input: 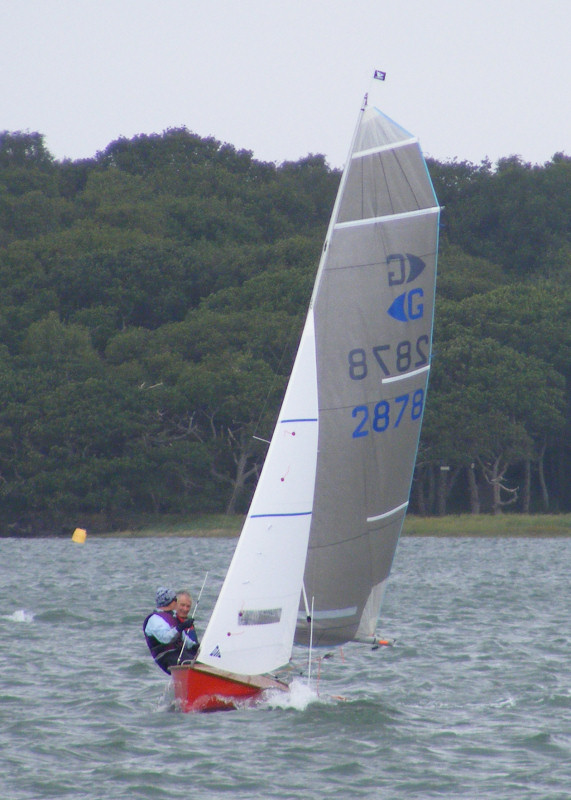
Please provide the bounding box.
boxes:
[373,69,386,81]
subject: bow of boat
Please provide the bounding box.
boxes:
[170,662,289,712]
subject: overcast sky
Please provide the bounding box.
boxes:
[2,0,569,169]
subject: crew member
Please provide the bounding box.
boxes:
[174,590,199,662]
[143,587,195,674]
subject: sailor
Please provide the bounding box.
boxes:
[174,590,199,661]
[143,587,195,674]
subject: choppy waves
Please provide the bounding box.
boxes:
[0,535,569,799]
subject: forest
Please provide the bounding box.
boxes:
[0,128,570,535]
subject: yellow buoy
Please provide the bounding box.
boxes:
[71,527,87,544]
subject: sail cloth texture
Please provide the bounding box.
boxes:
[297,106,440,647]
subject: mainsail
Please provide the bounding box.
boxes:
[297,105,440,646]
[197,97,439,676]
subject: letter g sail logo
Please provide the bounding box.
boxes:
[387,253,426,286]
[387,288,424,322]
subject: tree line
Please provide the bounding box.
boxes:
[0,129,569,534]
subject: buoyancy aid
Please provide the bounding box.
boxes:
[143,610,180,665]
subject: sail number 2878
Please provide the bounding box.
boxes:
[348,335,428,379]
[352,390,424,438]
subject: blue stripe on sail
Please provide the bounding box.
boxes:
[250,511,312,518]
[280,418,317,423]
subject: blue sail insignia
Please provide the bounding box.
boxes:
[387,289,424,322]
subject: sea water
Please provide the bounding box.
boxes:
[0,535,569,799]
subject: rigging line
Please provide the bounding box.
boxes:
[177,571,208,664]
[307,596,315,685]
[193,571,209,618]
[302,582,311,621]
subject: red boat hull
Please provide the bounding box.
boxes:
[170,663,289,712]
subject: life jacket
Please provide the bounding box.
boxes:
[143,610,180,664]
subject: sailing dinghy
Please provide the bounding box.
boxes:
[172,82,440,712]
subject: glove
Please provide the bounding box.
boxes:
[176,617,195,632]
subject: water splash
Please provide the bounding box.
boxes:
[264,678,322,711]
[3,609,34,623]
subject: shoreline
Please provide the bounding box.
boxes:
[3,513,570,539]
[96,512,571,539]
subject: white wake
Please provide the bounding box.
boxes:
[3,609,35,623]
[264,678,324,711]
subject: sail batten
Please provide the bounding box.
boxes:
[300,606,358,621]
[335,205,440,230]
[382,364,431,384]
[352,137,418,159]
[367,501,409,523]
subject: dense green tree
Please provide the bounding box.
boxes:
[0,127,570,532]
[432,153,571,275]
[421,332,566,514]
[436,244,506,301]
